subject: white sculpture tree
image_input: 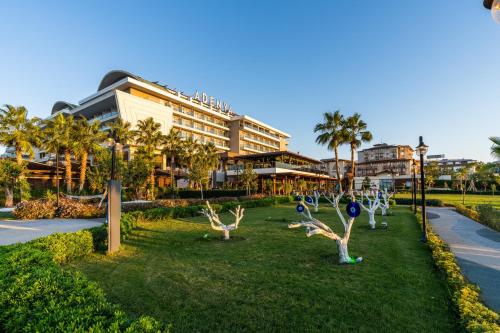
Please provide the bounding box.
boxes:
[379,188,394,216]
[304,190,320,212]
[201,201,245,240]
[359,192,382,229]
[289,194,362,264]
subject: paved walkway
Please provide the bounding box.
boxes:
[0,218,104,246]
[427,207,500,313]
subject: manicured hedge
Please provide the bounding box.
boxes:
[455,204,500,232]
[426,189,496,195]
[0,233,169,332]
[13,198,104,220]
[415,209,500,332]
[176,189,247,199]
[394,198,443,207]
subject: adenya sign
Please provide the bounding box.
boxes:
[190,90,233,114]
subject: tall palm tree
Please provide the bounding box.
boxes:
[490,137,500,160]
[161,129,182,195]
[133,117,164,200]
[0,104,40,165]
[42,115,67,203]
[108,118,134,147]
[200,142,219,188]
[314,110,347,192]
[73,117,106,192]
[343,113,373,192]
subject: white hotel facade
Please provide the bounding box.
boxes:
[45,70,290,163]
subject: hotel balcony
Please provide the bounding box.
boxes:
[242,135,280,149]
[173,108,229,130]
[226,161,330,178]
[242,124,281,141]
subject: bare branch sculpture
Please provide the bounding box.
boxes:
[201,201,245,240]
[379,188,393,216]
[289,194,362,264]
[359,192,382,229]
[304,190,320,212]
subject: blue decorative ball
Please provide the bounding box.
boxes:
[296,204,305,213]
[294,195,302,201]
[378,191,383,199]
[305,196,313,204]
[346,201,361,218]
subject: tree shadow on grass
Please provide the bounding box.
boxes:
[195,234,247,242]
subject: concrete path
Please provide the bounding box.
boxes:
[0,218,104,246]
[427,207,500,313]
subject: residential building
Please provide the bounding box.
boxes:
[320,158,351,180]
[354,143,417,190]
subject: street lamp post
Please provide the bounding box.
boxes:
[412,160,417,214]
[415,136,429,242]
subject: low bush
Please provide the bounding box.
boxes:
[455,204,500,232]
[13,199,57,219]
[394,198,443,207]
[414,208,500,332]
[0,237,168,332]
[13,198,104,220]
[176,189,247,199]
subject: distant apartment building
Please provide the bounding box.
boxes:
[424,155,478,180]
[320,158,351,180]
[354,143,416,190]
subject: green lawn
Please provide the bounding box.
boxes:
[70,205,456,332]
[395,192,500,208]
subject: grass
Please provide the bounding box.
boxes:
[0,211,13,220]
[70,205,457,332]
[396,192,500,208]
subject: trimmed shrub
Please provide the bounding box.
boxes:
[30,230,94,264]
[13,198,104,220]
[414,208,500,332]
[456,204,500,232]
[0,245,168,332]
[13,199,57,219]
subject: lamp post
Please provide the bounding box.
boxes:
[106,138,122,254]
[412,160,417,214]
[484,0,500,24]
[415,136,429,242]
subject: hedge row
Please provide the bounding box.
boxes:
[394,198,443,207]
[13,198,104,220]
[0,231,169,332]
[161,189,247,199]
[415,209,500,332]
[455,204,500,232]
[426,189,497,195]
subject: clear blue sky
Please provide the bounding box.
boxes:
[0,1,499,162]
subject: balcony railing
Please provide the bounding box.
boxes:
[228,162,329,175]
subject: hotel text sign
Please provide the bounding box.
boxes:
[190,90,232,113]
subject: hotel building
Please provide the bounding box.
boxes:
[28,70,334,190]
[42,70,290,160]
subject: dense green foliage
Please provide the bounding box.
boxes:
[13,197,104,219]
[72,205,456,332]
[394,198,444,206]
[455,204,500,232]
[396,193,500,208]
[0,231,169,332]
[415,209,500,332]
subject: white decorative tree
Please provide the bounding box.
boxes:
[379,188,394,216]
[201,201,245,240]
[289,194,362,264]
[359,192,382,229]
[304,190,320,212]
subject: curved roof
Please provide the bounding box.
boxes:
[51,101,77,115]
[98,70,140,91]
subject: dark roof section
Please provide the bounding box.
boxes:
[235,151,321,164]
[320,158,351,163]
[51,101,77,115]
[484,0,493,9]
[359,143,413,152]
[98,70,141,91]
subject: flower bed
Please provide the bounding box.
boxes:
[415,208,500,332]
[455,204,500,232]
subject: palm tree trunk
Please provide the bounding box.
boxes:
[170,155,175,198]
[350,144,355,192]
[79,150,88,192]
[334,146,342,192]
[4,186,13,207]
[15,147,23,166]
[65,149,72,193]
[150,169,155,200]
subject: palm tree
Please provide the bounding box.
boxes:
[133,117,164,200]
[161,129,182,196]
[343,113,372,192]
[0,104,40,165]
[314,110,347,192]
[42,114,67,204]
[73,117,106,192]
[490,137,500,160]
[108,118,134,147]
[200,142,219,188]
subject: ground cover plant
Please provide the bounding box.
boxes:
[71,204,457,332]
